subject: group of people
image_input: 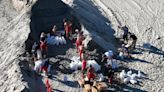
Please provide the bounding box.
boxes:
[78,25,138,90]
[73,28,98,86]
[29,18,75,92]
[76,33,116,88]
[31,18,75,75]
[28,16,138,91]
[118,25,138,59]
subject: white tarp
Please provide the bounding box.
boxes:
[46,34,66,45]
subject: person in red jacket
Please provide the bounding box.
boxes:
[81,59,87,78]
[40,40,48,57]
[76,30,84,53]
[45,78,52,92]
[87,65,96,81]
[76,36,82,52]
[79,44,85,60]
[64,20,72,39]
[82,59,87,71]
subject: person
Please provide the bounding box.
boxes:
[82,59,87,73]
[118,44,131,59]
[86,65,96,86]
[101,54,111,76]
[41,58,50,76]
[79,44,85,59]
[81,59,87,78]
[118,25,129,42]
[45,78,52,92]
[64,20,72,39]
[50,25,57,36]
[63,18,67,28]
[40,32,47,42]
[76,30,83,52]
[101,54,108,65]
[107,70,114,84]
[36,49,42,60]
[104,50,113,61]
[40,40,48,57]
[129,32,137,50]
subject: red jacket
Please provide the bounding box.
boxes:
[76,38,82,47]
[65,24,72,33]
[82,59,87,71]
[45,79,52,92]
[87,72,95,80]
[40,41,47,51]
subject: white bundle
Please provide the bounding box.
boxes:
[130,73,137,80]
[55,36,60,46]
[70,56,81,70]
[34,60,43,72]
[137,71,145,78]
[120,70,142,85]
[46,35,66,45]
[124,77,130,84]
[87,60,100,72]
[37,49,42,59]
[130,79,137,84]
[120,70,127,80]
[61,36,66,44]
[46,36,57,45]
[71,56,80,61]
[119,52,124,59]
[46,36,51,44]
[127,70,132,77]
[52,36,57,45]
[70,61,82,70]
[70,62,78,70]
[107,59,113,66]
[58,37,63,45]
[45,34,50,44]
[98,74,104,82]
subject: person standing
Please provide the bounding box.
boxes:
[129,32,137,50]
[64,20,72,39]
[104,50,114,61]
[118,25,129,42]
[50,25,57,36]
[76,30,83,52]
[40,32,47,42]
[87,65,96,86]
[41,58,50,76]
[81,59,87,78]
[40,40,48,57]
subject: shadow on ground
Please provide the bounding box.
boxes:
[72,0,120,52]
[18,59,46,92]
[136,44,164,57]
[25,0,81,56]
